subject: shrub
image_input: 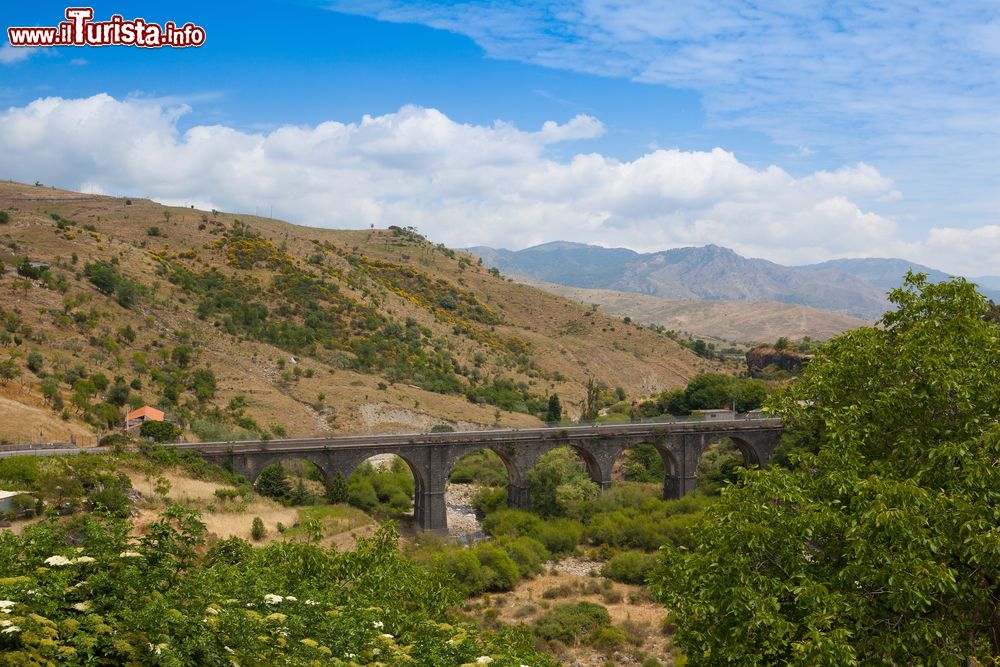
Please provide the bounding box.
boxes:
[0,516,557,665]
[590,625,626,652]
[98,433,134,452]
[659,511,703,550]
[206,536,253,565]
[532,601,612,643]
[602,550,658,585]
[472,542,521,592]
[0,456,42,488]
[472,486,507,515]
[496,536,549,578]
[527,447,599,518]
[601,587,624,604]
[26,350,43,374]
[88,479,132,518]
[346,459,414,516]
[483,509,543,540]
[433,547,486,594]
[536,518,584,555]
[251,516,266,541]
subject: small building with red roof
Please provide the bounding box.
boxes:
[124,406,165,431]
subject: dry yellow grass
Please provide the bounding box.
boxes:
[0,393,94,444]
[0,181,715,442]
[124,468,376,546]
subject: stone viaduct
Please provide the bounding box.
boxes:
[177,418,783,534]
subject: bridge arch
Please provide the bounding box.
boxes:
[236,451,333,487]
[342,453,422,525]
[444,444,519,489]
[689,434,767,469]
[568,444,605,489]
[598,438,684,499]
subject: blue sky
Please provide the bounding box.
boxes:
[1,1,998,274]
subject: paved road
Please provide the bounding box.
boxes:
[0,417,781,459]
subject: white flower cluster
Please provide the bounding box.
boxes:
[264,594,283,605]
[0,600,14,614]
[43,554,96,566]
[44,555,73,567]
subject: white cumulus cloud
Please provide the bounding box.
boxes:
[0,93,993,274]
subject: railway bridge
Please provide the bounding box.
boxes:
[176,418,783,534]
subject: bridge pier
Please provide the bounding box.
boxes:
[507,482,531,510]
[416,481,448,535]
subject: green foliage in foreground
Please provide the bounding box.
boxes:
[651,274,1000,664]
[0,507,555,666]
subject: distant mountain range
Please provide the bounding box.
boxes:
[466,242,1000,320]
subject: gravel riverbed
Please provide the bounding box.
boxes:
[445,483,484,540]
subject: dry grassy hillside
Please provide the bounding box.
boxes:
[527,279,869,344]
[0,182,716,443]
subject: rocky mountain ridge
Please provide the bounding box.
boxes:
[468,241,999,320]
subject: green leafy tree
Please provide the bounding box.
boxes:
[326,471,349,503]
[71,378,96,413]
[581,378,601,421]
[89,372,109,392]
[106,379,131,407]
[40,375,60,405]
[527,447,599,518]
[83,260,119,295]
[544,393,562,423]
[189,367,217,401]
[0,359,20,386]
[651,274,1000,664]
[115,279,138,308]
[255,463,291,501]
[171,344,194,368]
[139,420,182,443]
